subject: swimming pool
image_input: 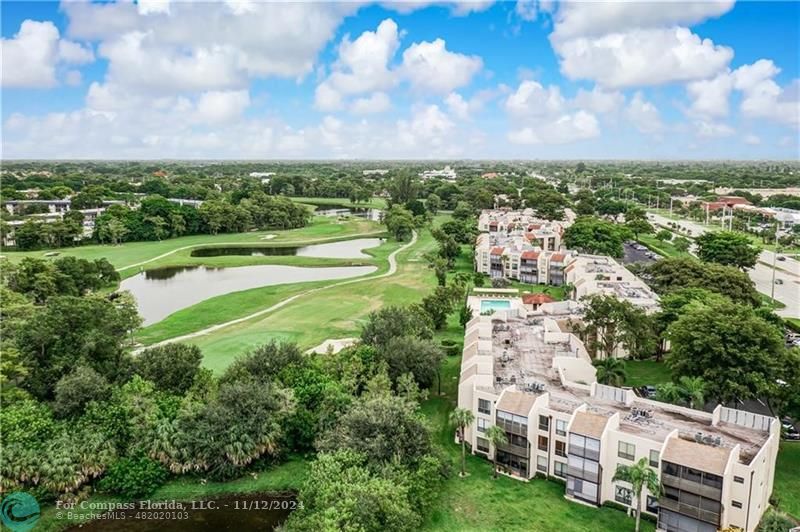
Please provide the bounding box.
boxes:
[480,299,511,313]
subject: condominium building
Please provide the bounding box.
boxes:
[564,254,660,313]
[458,294,779,532]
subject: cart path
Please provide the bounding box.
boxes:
[132,230,417,352]
[117,230,387,272]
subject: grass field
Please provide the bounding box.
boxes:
[775,442,800,519]
[134,237,400,345]
[1,216,381,278]
[624,359,672,387]
[637,234,691,259]
[289,196,388,209]
[188,221,440,372]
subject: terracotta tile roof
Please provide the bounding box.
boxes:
[491,246,504,255]
[522,293,555,305]
[528,224,542,230]
[521,250,540,260]
[663,437,731,476]
[550,253,566,262]
[497,390,537,416]
[570,411,610,439]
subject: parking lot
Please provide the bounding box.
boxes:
[623,241,659,265]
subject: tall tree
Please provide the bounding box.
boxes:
[485,425,508,479]
[563,217,632,257]
[696,231,760,270]
[612,458,662,532]
[449,408,475,478]
[593,358,627,387]
[666,298,788,403]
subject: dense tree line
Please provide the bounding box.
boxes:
[93,192,309,245]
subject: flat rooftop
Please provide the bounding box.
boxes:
[475,312,771,465]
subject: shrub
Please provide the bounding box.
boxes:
[99,456,167,498]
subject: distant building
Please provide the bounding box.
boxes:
[420,165,457,181]
[701,196,752,212]
[363,169,390,177]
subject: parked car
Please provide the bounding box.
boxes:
[775,279,784,285]
[642,385,657,398]
[784,432,800,441]
[777,255,786,261]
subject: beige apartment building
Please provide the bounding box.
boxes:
[458,296,780,532]
[564,254,661,314]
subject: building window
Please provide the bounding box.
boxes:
[554,461,566,478]
[556,419,567,436]
[477,437,490,453]
[618,441,635,461]
[538,435,549,451]
[645,496,659,514]
[537,456,548,473]
[732,501,743,509]
[615,486,633,505]
[477,418,489,433]
[539,415,549,431]
[734,476,744,484]
[649,449,659,467]
[555,440,567,457]
[478,399,491,415]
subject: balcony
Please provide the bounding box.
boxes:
[569,446,600,462]
[567,466,599,484]
[496,441,530,458]
[659,498,720,526]
[661,473,722,501]
[496,418,528,436]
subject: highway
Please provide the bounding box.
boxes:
[647,212,799,319]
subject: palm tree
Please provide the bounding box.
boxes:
[484,425,508,479]
[593,358,627,387]
[613,457,662,532]
[677,376,706,409]
[449,408,475,478]
[655,382,682,404]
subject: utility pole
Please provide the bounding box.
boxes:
[669,197,674,217]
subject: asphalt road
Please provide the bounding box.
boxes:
[648,212,800,319]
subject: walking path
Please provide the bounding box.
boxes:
[132,230,418,352]
[116,230,387,272]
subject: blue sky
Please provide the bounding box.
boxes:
[1,0,798,159]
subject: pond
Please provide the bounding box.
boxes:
[121,264,377,325]
[190,237,384,259]
[68,493,296,531]
[308,202,382,221]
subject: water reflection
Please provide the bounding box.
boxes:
[190,237,383,259]
[123,264,376,325]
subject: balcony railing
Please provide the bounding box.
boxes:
[569,446,600,462]
[567,466,599,484]
[658,498,720,525]
[661,473,722,501]
[497,441,530,458]
[496,418,528,436]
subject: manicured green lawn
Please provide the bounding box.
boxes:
[624,359,672,387]
[189,220,441,372]
[775,442,800,519]
[637,234,691,258]
[1,216,380,278]
[289,196,388,209]
[134,238,400,346]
